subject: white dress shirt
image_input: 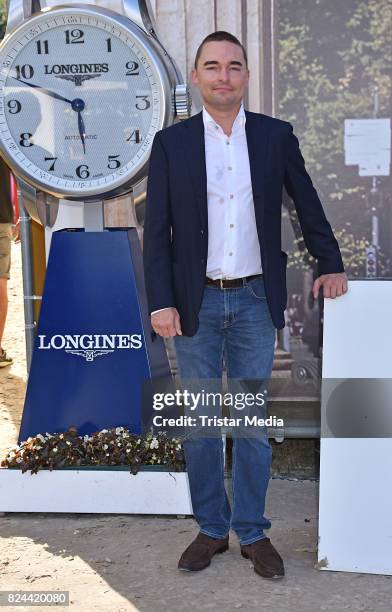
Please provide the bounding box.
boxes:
[203,103,262,279]
[151,103,262,315]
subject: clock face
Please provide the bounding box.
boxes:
[0,8,166,198]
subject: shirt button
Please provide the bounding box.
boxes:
[229,194,234,199]
[226,140,230,145]
[229,252,233,256]
[228,166,232,171]
[229,224,234,228]
[215,125,219,130]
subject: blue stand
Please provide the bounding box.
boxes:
[18,229,170,441]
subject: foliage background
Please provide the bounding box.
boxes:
[279,0,392,280]
[0,1,6,41]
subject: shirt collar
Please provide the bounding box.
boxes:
[202,103,246,135]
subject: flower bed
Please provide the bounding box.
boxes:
[1,427,185,475]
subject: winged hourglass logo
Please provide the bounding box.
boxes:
[65,349,114,362]
[55,74,103,86]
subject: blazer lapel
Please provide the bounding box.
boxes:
[183,111,208,229]
[245,110,270,226]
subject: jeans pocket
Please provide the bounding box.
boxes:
[245,277,266,300]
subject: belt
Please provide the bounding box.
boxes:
[205,274,262,289]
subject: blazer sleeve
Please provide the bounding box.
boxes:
[283,123,345,276]
[143,130,175,314]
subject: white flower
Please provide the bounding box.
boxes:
[150,438,159,449]
[35,445,42,450]
[137,439,141,445]
[101,429,108,434]
[27,437,32,443]
[53,447,58,453]
[152,453,157,460]
[115,427,123,435]
[8,451,15,459]
[66,441,71,446]
[103,444,108,450]
[45,432,53,438]
[176,444,182,450]
[106,453,110,456]
[117,443,121,447]
[16,457,23,463]
[36,434,45,442]
[59,434,64,439]
[83,435,90,442]
[126,449,131,453]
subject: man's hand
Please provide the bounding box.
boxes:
[12,220,21,243]
[151,307,182,338]
[313,272,348,299]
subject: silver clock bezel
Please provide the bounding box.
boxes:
[0,4,173,201]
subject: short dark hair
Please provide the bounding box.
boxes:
[194,31,248,69]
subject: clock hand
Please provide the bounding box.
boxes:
[77,110,86,154]
[71,98,86,154]
[12,76,74,105]
[14,76,88,154]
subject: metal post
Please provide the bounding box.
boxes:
[17,185,36,373]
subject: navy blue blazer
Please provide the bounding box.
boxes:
[143,110,344,336]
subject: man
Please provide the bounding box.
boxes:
[0,157,14,368]
[143,31,347,579]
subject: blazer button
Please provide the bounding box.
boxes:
[200,229,204,236]
[201,258,205,264]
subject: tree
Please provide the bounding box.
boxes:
[279,0,392,276]
[0,0,7,41]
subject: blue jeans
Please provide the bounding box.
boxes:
[174,275,276,545]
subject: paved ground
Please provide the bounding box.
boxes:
[1,479,392,612]
[1,243,391,612]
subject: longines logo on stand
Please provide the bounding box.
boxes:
[38,334,143,362]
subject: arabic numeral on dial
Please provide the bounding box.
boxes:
[19,133,33,147]
[15,65,34,80]
[65,29,84,44]
[126,129,141,144]
[36,40,49,54]
[44,157,57,171]
[135,95,150,111]
[106,38,112,52]
[125,61,139,76]
[76,165,89,179]
[7,100,21,114]
[108,155,120,170]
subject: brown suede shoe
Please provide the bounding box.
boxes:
[241,537,285,579]
[178,532,229,571]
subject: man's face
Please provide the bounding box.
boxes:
[191,40,249,110]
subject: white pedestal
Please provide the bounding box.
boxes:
[318,280,392,575]
[0,468,193,515]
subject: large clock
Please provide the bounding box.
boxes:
[0,3,188,200]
